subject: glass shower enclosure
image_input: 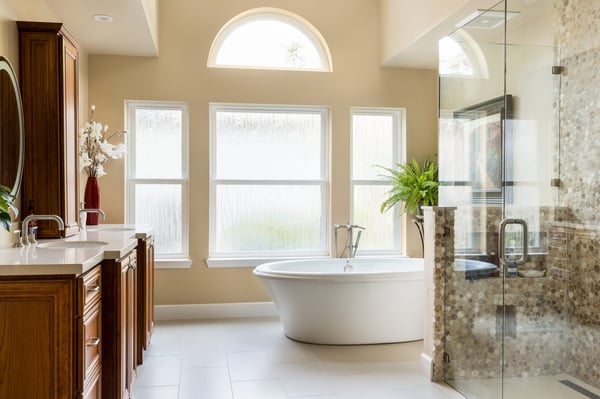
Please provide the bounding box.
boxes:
[438,0,600,398]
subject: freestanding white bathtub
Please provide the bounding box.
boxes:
[253,257,424,345]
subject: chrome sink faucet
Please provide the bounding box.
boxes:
[334,223,365,258]
[21,214,65,246]
[79,208,106,231]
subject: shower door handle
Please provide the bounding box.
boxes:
[498,218,528,265]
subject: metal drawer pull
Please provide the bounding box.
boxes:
[86,337,100,347]
[86,285,101,292]
[129,261,137,270]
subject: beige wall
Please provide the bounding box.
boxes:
[92,0,438,305]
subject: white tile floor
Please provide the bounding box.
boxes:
[131,317,465,399]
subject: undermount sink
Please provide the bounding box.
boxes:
[37,240,109,249]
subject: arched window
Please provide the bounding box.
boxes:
[208,8,332,72]
[439,29,488,78]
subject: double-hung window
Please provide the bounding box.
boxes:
[209,104,329,263]
[350,107,405,253]
[126,101,190,267]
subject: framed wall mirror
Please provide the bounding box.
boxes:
[0,55,25,204]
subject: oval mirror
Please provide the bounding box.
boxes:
[0,56,25,202]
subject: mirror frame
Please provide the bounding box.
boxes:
[0,55,25,201]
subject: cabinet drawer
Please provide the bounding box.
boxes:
[78,301,102,388]
[80,364,101,399]
[79,264,102,314]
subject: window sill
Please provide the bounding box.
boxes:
[155,259,193,269]
[206,256,331,268]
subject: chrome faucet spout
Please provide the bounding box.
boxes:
[79,208,106,230]
[21,214,65,246]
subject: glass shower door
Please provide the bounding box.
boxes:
[500,2,564,397]
[438,3,507,397]
[438,1,562,398]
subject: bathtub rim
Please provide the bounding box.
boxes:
[253,257,424,282]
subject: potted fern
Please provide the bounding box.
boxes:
[378,158,438,254]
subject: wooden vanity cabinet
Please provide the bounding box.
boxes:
[136,235,154,364]
[0,264,103,399]
[77,265,103,399]
[17,21,80,238]
[0,276,76,398]
[101,250,137,399]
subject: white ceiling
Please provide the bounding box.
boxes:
[46,0,158,56]
[6,0,552,65]
[6,0,159,56]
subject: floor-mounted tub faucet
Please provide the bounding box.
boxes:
[334,223,365,258]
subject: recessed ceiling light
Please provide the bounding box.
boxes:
[94,14,114,23]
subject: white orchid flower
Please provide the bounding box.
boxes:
[95,164,106,177]
[78,105,126,177]
[79,153,92,170]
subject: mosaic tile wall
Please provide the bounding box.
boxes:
[556,0,600,223]
[554,0,600,388]
[428,208,599,389]
[429,207,568,382]
[426,207,454,382]
[555,223,600,388]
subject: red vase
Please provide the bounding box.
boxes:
[84,176,101,225]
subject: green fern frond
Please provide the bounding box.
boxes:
[376,157,438,215]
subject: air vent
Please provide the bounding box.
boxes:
[456,10,519,29]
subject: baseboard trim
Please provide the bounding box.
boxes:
[154,301,278,321]
[421,353,433,380]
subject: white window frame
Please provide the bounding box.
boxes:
[207,7,333,72]
[125,100,190,268]
[350,107,406,255]
[207,103,330,267]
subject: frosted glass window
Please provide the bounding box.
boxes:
[353,185,396,250]
[210,104,328,258]
[350,108,404,253]
[215,185,323,253]
[208,9,332,72]
[352,114,394,179]
[215,111,322,179]
[135,184,183,255]
[126,102,189,260]
[134,109,182,178]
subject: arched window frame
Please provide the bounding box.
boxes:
[207,7,333,72]
[439,29,489,79]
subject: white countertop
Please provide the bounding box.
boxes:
[0,224,154,277]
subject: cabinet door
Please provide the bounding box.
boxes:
[17,21,80,238]
[120,261,128,399]
[125,257,137,393]
[102,251,136,399]
[0,277,75,399]
[61,32,80,234]
[136,236,154,365]
[146,238,155,345]
[80,365,101,399]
